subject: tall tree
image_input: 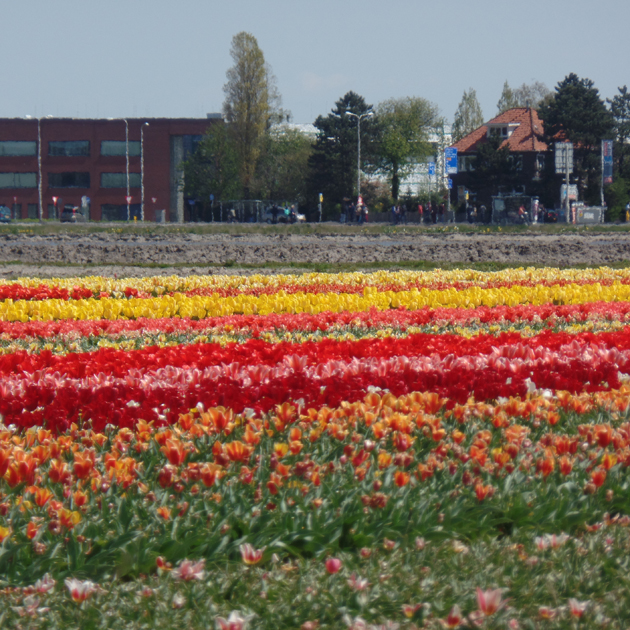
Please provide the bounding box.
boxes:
[608,85,630,177]
[513,81,552,109]
[182,124,241,206]
[496,81,519,114]
[308,91,377,212]
[539,73,615,201]
[254,127,313,203]
[452,88,484,142]
[375,97,440,200]
[222,32,281,197]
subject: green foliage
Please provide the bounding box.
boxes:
[468,135,518,203]
[181,125,241,203]
[452,88,484,142]
[253,127,314,203]
[604,177,630,221]
[539,73,615,200]
[608,85,630,177]
[496,81,519,115]
[374,97,441,200]
[308,92,378,214]
[222,32,282,197]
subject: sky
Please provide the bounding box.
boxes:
[3,0,629,125]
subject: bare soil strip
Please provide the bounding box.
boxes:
[0,231,629,278]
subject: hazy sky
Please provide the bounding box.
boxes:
[3,0,628,124]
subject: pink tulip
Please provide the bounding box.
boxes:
[325,557,342,574]
[476,587,504,616]
[216,611,250,630]
[568,598,588,618]
[64,577,97,603]
[171,558,206,581]
[239,543,264,565]
[444,604,463,628]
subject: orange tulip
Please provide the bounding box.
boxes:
[200,463,223,487]
[33,487,53,508]
[161,439,188,467]
[48,459,71,484]
[72,452,94,480]
[591,468,607,487]
[224,441,252,463]
[394,471,410,487]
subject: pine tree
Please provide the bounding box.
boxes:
[452,88,484,142]
[539,73,615,202]
[608,85,630,177]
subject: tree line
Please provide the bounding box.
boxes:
[183,32,630,220]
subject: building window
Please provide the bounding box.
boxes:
[48,172,90,188]
[48,141,90,157]
[0,141,37,156]
[0,172,37,188]
[101,203,140,221]
[100,172,141,188]
[183,135,202,159]
[508,155,523,171]
[28,204,39,219]
[101,141,141,157]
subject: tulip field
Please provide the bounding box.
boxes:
[3,267,630,628]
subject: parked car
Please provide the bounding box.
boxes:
[60,206,87,223]
[264,206,306,224]
[0,205,11,223]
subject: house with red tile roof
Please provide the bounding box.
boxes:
[448,107,554,211]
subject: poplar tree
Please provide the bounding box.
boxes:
[452,88,484,142]
[222,32,281,198]
[496,81,518,114]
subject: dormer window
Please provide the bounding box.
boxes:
[487,122,519,139]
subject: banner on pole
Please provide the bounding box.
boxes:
[602,139,613,185]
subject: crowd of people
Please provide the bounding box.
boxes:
[342,200,369,224]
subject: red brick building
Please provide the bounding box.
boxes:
[0,117,218,221]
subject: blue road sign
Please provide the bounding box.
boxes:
[445,147,458,174]
[428,162,435,176]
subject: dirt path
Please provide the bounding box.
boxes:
[0,230,629,278]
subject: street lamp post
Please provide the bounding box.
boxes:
[345,111,373,203]
[37,118,43,223]
[141,122,149,221]
[125,119,130,221]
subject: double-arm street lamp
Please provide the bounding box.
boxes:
[345,110,373,202]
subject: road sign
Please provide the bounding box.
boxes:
[126,196,133,204]
[561,184,578,202]
[209,194,214,202]
[445,147,458,174]
[447,178,453,190]
[428,162,436,176]
[555,142,573,174]
[151,197,157,204]
[319,193,323,203]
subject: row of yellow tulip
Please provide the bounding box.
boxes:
[8,266,630,293]
[2,281,630,322]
